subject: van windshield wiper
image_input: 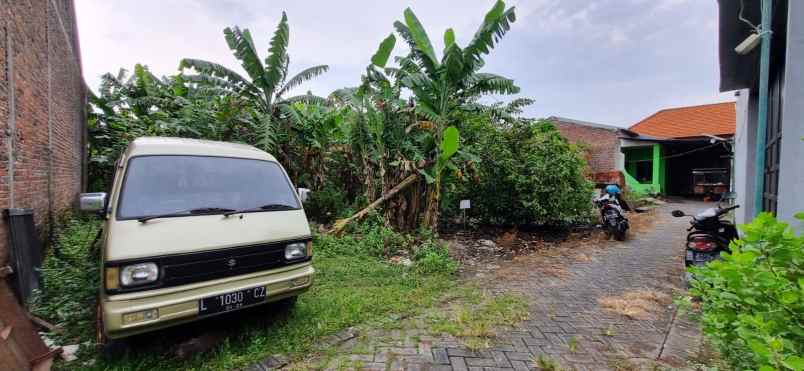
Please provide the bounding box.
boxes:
[137,207,236,223]
[223,203,298,217]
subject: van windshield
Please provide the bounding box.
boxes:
[117,155,300,220]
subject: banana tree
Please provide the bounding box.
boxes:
[179,12,329,152]
[388,0,520,229]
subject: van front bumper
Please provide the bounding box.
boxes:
[102,262,314,339]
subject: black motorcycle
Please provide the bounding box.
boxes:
[595,194,629,241]
[671,198,739,283]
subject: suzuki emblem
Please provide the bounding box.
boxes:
[227,258,237,268]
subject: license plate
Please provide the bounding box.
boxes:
[694,253,715,263]
[199,286,267,316]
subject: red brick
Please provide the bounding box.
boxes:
[550,117,623,185]
[0,0,86,263]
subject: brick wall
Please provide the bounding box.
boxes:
[551,118,620,174]
[0,0,86,363]
[0,0,86,264]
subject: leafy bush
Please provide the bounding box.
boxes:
[444,116,594,226]
[413,240,458,275]
[315,214,457,275]
[304,185,349,224]
[689,212,804,371]
[315,213,411,258]
[30,214,102,346]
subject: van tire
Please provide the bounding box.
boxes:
[276,296,298,309]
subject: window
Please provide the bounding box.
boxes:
[117,156,300,220]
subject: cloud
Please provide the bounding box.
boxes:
[75,0,727,127]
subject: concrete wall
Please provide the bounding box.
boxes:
[776,0,804,229]
[0,0,86,263]
[732,1,803,231]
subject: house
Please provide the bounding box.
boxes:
[717,0,803,228]
[1,0,87,368]
[549,116,627,186]
[621,102,736,196]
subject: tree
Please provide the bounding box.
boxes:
[382,0,520,229]
[179,12,329,152]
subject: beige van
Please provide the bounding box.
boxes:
[81,137,314,340]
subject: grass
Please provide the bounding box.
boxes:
[37,216,459,371]
[427,290,529,350]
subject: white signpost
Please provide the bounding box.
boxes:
[459,199,471,209]
[460,199,471,229]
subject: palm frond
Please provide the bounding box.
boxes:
[464,0,516,71]
[182,74,239,91]
[505,97,535,114]
[442,43,467,83]
[263,12,290,97]
[179,58,258,93]
[371,34,397,68]
[403,8,438,66]
[281,93,328,106]
[393,21,438,78]
[328,87,362,108]
[466,72,520,96]
[223,27,269,91]
[278,103,303,128]
[276,65,329,98]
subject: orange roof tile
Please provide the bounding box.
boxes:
[629,102,736,139]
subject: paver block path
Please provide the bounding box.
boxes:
[275,201,707,371]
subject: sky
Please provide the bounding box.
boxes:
[74,0,735,128]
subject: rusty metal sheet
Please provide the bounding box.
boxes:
[0,281,49,370]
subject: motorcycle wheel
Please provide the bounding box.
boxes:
[614,228,626,241]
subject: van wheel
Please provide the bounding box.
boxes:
[276,296,298,309]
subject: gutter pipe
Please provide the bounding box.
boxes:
[753,0,773,216]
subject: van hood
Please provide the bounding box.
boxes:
[105,209,311,261]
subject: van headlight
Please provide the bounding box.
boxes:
[285,242,307,260]
[120,262,159,286]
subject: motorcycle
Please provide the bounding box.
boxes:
[671,194,739,283]
[595,194,629,241]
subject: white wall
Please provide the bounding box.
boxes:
[776,0,804,231]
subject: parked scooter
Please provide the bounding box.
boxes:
[594,185,630,241]
[671,193,739,283]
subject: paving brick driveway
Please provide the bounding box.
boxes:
[275,201,709,371]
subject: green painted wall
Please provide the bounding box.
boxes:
[623,144,666,195]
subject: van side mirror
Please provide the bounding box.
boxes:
[79,192,107,213]
[297,188,311,203]
[671,210,686,217]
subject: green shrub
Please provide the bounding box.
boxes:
[315,213,412,258]
[413,240,458,275]
[443,116,594,226]
[304,185,349,224]
[689,212,804,371]
[315,215,457,275]
[30,214,102,346]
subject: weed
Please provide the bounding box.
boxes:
[428,292,528,350]
[532,354,562,371]
[30,214,102,350]
[567,336,578,353]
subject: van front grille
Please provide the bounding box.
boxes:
[105,237,312,294]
